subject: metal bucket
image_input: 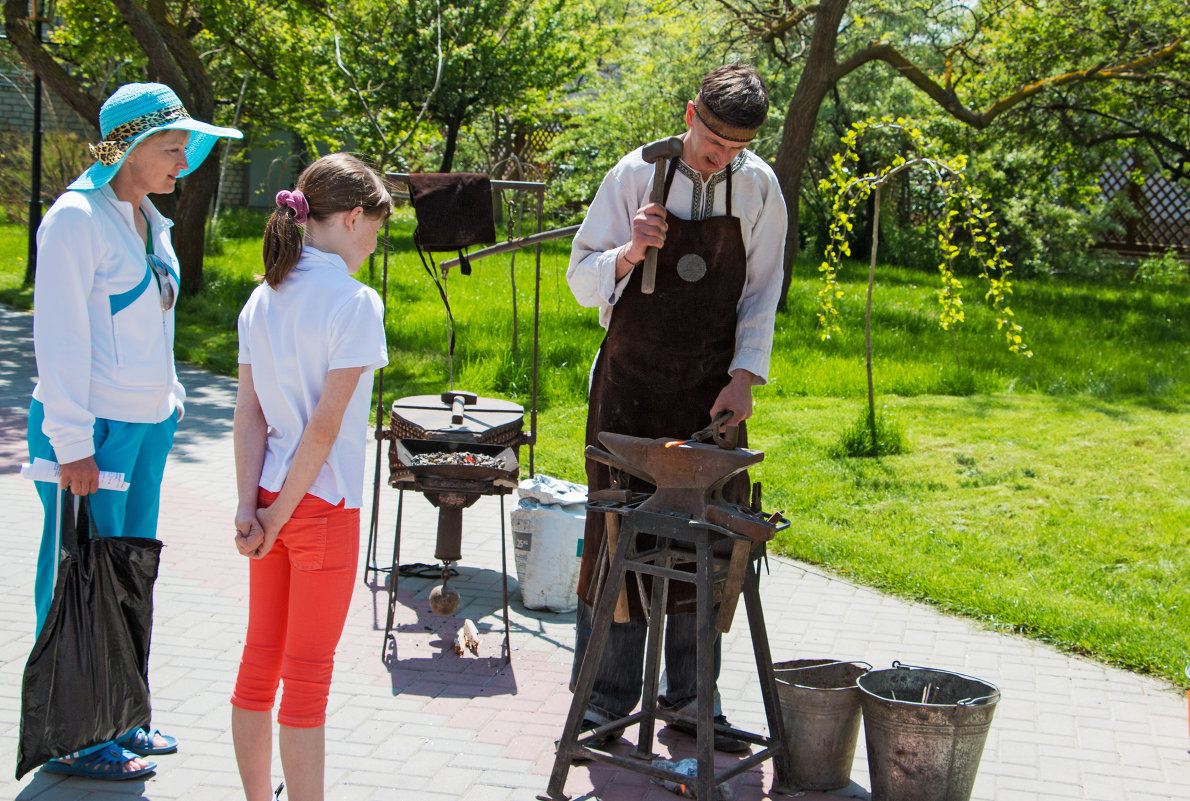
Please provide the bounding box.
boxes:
[857,661,1000,801]
[774,659,871,790]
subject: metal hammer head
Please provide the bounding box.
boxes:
[641,136,683,164]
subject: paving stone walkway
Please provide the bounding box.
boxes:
[0,305,1186,800]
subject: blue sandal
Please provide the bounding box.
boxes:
[116,726,178,756]
[41,744,156,780]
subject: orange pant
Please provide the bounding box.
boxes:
[231,489,359,727]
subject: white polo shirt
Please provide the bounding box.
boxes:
[237,247,388,509]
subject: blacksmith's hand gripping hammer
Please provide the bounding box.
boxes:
[639,136,684,294]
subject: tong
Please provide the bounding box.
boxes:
[689,409,738,450]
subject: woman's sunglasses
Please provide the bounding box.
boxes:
[147,254,177,311]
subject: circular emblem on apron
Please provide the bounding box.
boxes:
[676,253,708,282]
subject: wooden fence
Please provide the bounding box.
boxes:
[1098,161,1190,256]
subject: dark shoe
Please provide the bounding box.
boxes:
[41,744,157,780]
[666,714,750,754]
[579,719,618,750]
[555,719,616,763]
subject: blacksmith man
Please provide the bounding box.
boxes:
[566,62,787,752]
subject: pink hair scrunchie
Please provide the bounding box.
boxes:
[275,189,309,224]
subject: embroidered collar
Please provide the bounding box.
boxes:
[674,152,748,220]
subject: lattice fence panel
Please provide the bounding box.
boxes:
[517,122,563,164]
[1100,164,1190,253]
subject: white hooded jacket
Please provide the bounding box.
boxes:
[32,183,185,464]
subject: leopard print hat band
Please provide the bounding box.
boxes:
[88,104,193,166]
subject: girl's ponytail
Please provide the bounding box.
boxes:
[262,189,308,288]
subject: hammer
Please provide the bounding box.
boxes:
[639,136,684,294]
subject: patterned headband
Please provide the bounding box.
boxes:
[89,104,192,166]
[692,94,760,144]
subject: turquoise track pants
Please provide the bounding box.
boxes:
[27,399,177,636]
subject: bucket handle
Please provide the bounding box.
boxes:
[777,659,872,672]
[889,660,1002,706]
[891,660,929,671]
[774,659,871,686]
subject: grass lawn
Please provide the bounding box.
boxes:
[3,211,1187,687]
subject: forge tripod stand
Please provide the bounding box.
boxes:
[541,497,796,801]
[362,175,577,662]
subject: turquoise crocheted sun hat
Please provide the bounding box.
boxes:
[68,82,243,191]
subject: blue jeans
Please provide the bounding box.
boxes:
[570,601,722,726]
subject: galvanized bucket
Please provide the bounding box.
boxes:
[857,661,1000,801]
[774,659,871,790]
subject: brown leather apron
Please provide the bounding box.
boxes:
[578,160,750,616]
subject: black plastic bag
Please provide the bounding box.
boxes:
[16,492,162,778]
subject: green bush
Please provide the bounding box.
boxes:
[1132,249,1189,285]
[0,129,92,224]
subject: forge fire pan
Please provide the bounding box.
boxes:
[392,439,518,488]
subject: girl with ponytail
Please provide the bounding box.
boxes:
[230,153,391,801]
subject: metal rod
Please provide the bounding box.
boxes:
[529,191,545,476]
[367,217,392,583]
[743,556,797,792]
[25,7,44,285]
[499,495,511,664]
[382,488,405,662]
[390,402,521,414]
[438,225,579,270]
[387,172,546,194]
[695,532,715,801]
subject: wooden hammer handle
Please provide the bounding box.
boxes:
[605,512,631,623]
[640,157,668,294]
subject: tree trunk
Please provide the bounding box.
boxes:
[439,122,460,173]
[771,0,850,308]
[173,153,219,295]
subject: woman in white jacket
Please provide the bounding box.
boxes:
[28,82,240,780]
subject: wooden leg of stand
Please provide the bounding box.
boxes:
[716,539,751,633]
